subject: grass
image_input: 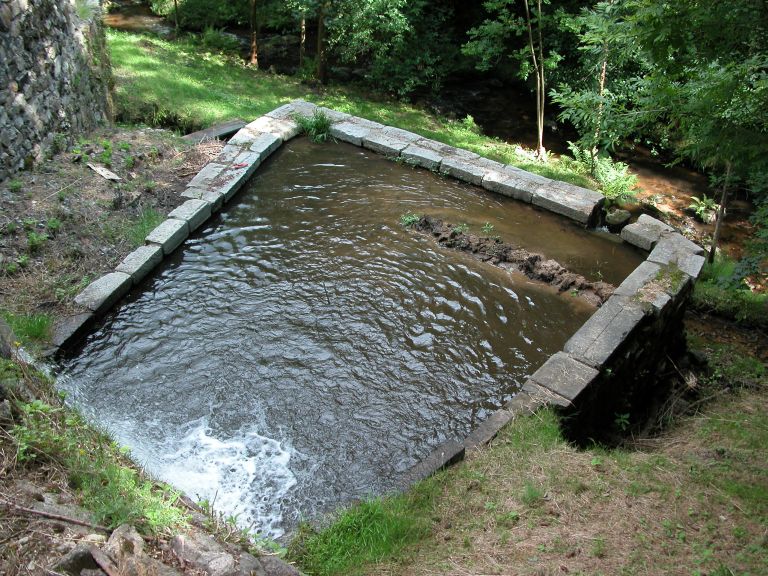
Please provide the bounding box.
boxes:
[1,311,52,348]
[108,29,594,189]
[126,206,164,247]
[294,110,333,143]
[291,342,767,576]
[6,363,189,533]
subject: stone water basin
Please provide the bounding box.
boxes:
[57,138,643,538]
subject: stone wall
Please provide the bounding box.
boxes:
[0,0,112,182]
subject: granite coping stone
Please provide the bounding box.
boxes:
[613,260,663,298]
[482,170,545,203]
[51,312,94,350]
[168,199,212,232]
[318,106,351,123]
[248,132,282,158]
[115,244,164,284]
[362,130,412,156]
[213,150,262,201]
[521,379,572,408]
[440,156,506,187]
[526,351,600,402]
[74,272,133,316]
[187,162,226,190]
[532,181,604,225]
[329,121,374,146]
[621,214,674,251]
[401,143,442,170]
[244,115,301,141]
[145,218,189,255]
[181,186,224,212]
[214,143,242,165]
[265,99,318,120]
[649,233,707,279]
[401,440,465,487]
[563,295,648,368]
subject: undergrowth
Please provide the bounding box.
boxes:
[294,110,332,143]
[0,311,52,349]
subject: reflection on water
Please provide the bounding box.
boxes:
[58,140,643,538]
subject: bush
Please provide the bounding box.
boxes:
[563,142,638,206]
[692,256,768,327]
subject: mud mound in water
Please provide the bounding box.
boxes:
[413,215,615,307]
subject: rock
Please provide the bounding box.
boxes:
[171,532,236,576]
[238,552,266,576]
[605,208,632,232]
[52,545,99,575]
[0,399,11,424]
[104,524,144,561]
[0,317,14,358]
[259,556,302,576]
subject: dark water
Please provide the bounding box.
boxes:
[58,140,643,538]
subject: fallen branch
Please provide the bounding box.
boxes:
[0,497,110,532]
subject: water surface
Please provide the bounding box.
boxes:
[59,140,643,537]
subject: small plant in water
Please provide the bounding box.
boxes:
[452,223,469,234]
[481,222,495,235]
[294,110,332,143]
[399,212,420,227]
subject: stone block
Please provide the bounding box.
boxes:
[564,295,647,368]
[265,99,318,120]
[620,214,674,251]
[482,168,547,203]
[214,143,242,164]
[439,155,502,186]
[51,312,94,350]
[188,162,226,189]
[249,132,281,158]
[381,126,420,143]
[613,261,663,297]
[463,408,514,449]
[329,121,373,146]
[115,244,164,284]
[227,126,262,147]
[520,379,571,408]
[246,115,301,141]
[532,181,604,226]
[527,351,600,402]
[74,272,132,316]
[362,130,411,156]
[168,199,212,232]
[402,440,465,486]
[214,150,262,201]
[145,218,189,255]
[415,138,479,161]
[400,144,443,170]
[648,233,706,279]
[181,186,224,212]
[317,106,351,123]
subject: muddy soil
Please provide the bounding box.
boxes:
[412,215,615,307]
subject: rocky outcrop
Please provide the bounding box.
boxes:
[0,0,112,182]
[411,215,615,307]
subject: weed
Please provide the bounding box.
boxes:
[99,139,113,166]
[118,141,131,152]
[8,179,23,193]
[294,110,332,143]
[46,218,62,234]
[22,218,36,230]
[2,221,17,234]
[614,412,630,432]
[689,195,719,222]
[520,481,545,507]
[26,231,48,253]
[17,254,30,269]
[4,262,19,275]
[481,222,495,235]
[0,311,52,346]
[496,511,520,528]
[452,223,470,234]
[591,536,607,558]
[124,155,136,169]
[127,207,163,247]
[399,212,421,227]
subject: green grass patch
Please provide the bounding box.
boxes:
[1,311,52,347]
[108,30,594,189]
[127,207,164,247]
[289,476,442,576]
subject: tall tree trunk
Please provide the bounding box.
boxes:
[249,0,259,67]
[316,2,328,84]
[172,0,179,35]
[523,0,546,160]
[299,14,306,67]
[591,48,608,175]
[708,162,732,264]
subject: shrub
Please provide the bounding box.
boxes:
[564,142,638,207]
[294,110,332,143]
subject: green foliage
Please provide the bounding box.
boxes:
[0,311,52,346]
[294,110,332,143]
[197,27,242,53]
[692,256,768,327]
[46,218,62,234]
[11,395,188,532]
[520,481,545,507]
[289,478,440,576]
[127,207,163,247]
[688,195,719,222]
[481,222,495,235]
[452,223,470,234]
[26,231,48,253]
[98,139,113,167]
[8,179,23,193]
[562,142,637,205]
[399,212,420,227]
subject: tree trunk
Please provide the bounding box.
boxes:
[172,0,179,35]
[249,0,259,67]
[708,162,731,264]
[316,3,328,84]
[523,0,546,160]
[591,50,608,175]
[299,14,306,67]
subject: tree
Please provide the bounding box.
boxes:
[463,0,561,160]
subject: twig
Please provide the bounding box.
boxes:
[43,178,83,201]
[0,497,110,532]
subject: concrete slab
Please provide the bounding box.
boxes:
[145,218,189,255]
[564,295,647,368]
[532,182,604,226]
[402,440,465,486]
[74,272,132,316]
[214,150,262,201]
[168,199,212,232]
[621,214,674,251]
[648,234,706,279]
[214,143,242,164]
[440,155,502,186]
[527,351,600,402]
[329,121,373,146]
[248,132,282,158]
[317,106,351,123]
[362,130,411,156]
[613,260,663,297]
[51,312,94,350]
[245,115,301,141]
[187,162,226,189]
[115,244,164,284]
[521,379,571,408]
